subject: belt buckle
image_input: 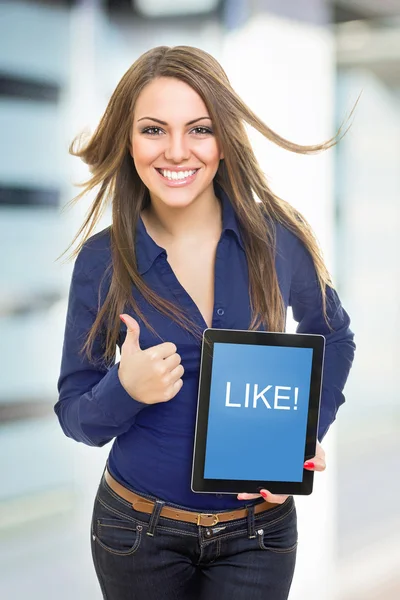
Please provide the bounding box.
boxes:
[197,513,219,527]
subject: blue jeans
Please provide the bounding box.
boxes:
[91,473,298,599]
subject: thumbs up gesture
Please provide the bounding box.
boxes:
[117,314,184,405]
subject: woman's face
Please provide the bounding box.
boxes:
[131,77,223,210]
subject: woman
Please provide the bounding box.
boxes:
[55,45,355,600]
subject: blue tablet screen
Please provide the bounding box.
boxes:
[203,343,314,482]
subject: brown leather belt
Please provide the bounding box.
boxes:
[104,469,280,527]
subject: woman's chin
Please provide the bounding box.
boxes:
[148,185,209,210]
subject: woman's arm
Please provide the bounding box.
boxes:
[289,236,356,443]
[54,251,147,447]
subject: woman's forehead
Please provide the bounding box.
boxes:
[134,77,210,122]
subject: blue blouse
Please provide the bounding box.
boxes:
[55,185,355,510]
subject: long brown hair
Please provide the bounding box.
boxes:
[60,45,355,363]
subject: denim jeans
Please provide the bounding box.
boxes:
[91,473,298,600]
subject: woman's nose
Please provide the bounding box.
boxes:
[164,134,190,163]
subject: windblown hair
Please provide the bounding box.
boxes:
[60,45,354,364]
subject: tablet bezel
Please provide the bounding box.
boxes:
[191,328,325,496]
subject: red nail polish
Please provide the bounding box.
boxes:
[304,461,315,469]
[260,491,268,499]
[119,315,126,325]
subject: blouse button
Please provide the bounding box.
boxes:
[217,308,224,316]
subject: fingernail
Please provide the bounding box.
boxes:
[260,491,268,499]
[119,315,126,325]
[304,461,315,469]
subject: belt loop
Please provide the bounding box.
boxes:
[147,500,165,537]
[246,504,256,539]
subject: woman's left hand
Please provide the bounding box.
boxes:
[237,441,326,504]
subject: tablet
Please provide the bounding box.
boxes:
[191,328,325,496]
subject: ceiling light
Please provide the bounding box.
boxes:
[134,0,219,18]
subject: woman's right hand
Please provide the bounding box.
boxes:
[117,314,184,404]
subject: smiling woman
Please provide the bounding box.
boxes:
[55,45,355,600]
[131,78,222,200]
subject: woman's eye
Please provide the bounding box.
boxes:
[141,127,164,136]
[192,127,213,135]
[140,126,213,136]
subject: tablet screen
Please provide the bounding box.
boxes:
[204,342,313,483]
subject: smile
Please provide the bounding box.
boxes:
[155,168,199,186]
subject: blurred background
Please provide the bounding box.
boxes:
[0,0,399,598]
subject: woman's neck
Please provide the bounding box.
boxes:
[142,187,222,245]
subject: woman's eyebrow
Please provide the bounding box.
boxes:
[137,116,212,125]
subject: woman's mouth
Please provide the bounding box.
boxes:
[155,168,199,187]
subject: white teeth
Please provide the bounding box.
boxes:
[160,169,197,180]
